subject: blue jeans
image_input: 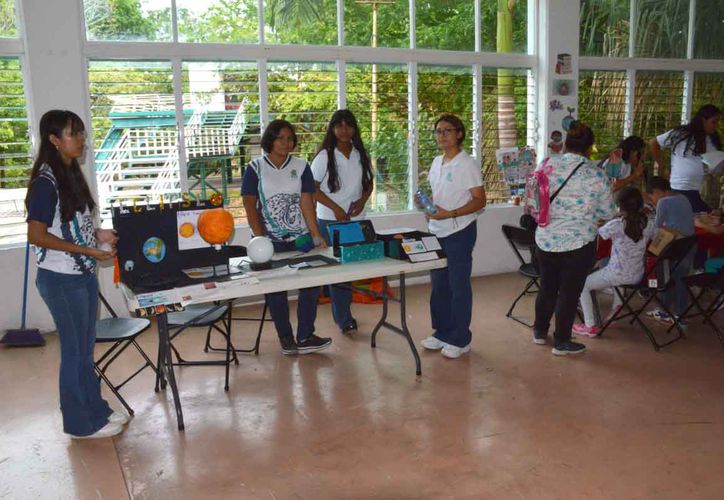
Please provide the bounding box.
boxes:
[661,248,695,316]
[266,240,320,342]
[430,221,477,348]
[318,218,354,329]
[36,269,111,436]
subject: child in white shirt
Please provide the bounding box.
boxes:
[573,187,655,336]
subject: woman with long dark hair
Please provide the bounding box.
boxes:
[25,110,126,439]
[533,121,616,355]
[650,104,721,212]
[602,135,647,192]
[310,109,373,333]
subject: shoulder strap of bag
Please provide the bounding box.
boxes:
[549,160,585,204]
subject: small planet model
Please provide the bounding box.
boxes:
[142,237,166,263]
[179,222,195,238]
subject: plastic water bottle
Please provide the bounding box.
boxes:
[415,188,438,215]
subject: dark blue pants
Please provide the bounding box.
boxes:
[534,240,597,346]
[318,218,354,329]
[430,221,477,348]
[266,240,320,342]
[673,189,711,213]
[36,269,111,436]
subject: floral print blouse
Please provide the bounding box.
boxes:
[535,153,616,252]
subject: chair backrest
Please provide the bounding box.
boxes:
[98,292,118,318]
[501,224,536,267]
[648,235,698,289]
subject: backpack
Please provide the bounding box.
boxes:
[520,158,585,231]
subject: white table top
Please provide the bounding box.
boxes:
[122,248,447,310]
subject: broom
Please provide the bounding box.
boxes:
[1,241,45,346]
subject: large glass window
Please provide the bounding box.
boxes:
[692,73,724,136]
[417,65,474,179]
[343,0,408,48]
[84,0,173,42]
[263,0,337,45]
[177,0,259,44]
[416,1,475,51]
[0,0,18,38]
[182,61,261,225]
[266,62,338,160]
[88,60,177,218]
[0,57,32,245]
[480,0,528,53]
[480,67,534,202]
[346,63,409,212]
[694,1,724,60]
[579,0,629,57]
[634,0,689,58]
[578,70,628,158]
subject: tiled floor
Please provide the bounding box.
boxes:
[1,273,723,499]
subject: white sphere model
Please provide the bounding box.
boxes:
[247,236,274,263]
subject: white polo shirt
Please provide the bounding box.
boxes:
[657,130,716,191]
[427,150,483,238]
[310,148,365,221]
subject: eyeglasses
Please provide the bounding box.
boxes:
[434,128,457,137]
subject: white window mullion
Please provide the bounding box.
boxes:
[472,64,482,159]
[258,59,269,130]
[407,61,418,209]
[624,68,635,138]
[337,60,346,109]
[172,58,188,192]
[527,68,537,147]
[337,0,344,47]
[474,0,481,53]
[682,0,696,124]
[409,0,416,49]
[171,0,179,44]
[629,0,637,58]
[258,0,265,45]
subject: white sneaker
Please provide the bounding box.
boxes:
[70,421,124,440]
[441,343,471,359]
[421,336,448,350]
[108,411,130,426]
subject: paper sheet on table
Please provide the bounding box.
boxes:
[375,227,418,235]
[421,236,442,251]
[407,251,439,262]
[135,289,183,308]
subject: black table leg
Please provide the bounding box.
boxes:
[157,312,185,431]
[369,273,422,377]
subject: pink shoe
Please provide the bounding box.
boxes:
[572,323,599,338]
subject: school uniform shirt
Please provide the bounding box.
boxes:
[535,153,617,253]
[657,130,717,191]
[241,154,315,242]
[427,150,483,239]
[601,158,632,181]
[598,217,656,284]
[25,164,97,275]
[310,148,365,221]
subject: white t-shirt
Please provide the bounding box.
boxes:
[310,148,365,221]
[657,130,717,191]
[427,150,484,238]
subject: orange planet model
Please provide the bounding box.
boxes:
[197,208,234,245]
[179,222,195,238]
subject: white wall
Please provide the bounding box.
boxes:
[2,206,524,332]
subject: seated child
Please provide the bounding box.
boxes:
[573,187,655,336]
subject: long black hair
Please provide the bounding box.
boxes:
[616,187,648,243]
[315,109,373,194]
[666,104,721,156]
[24,110,95,222]
[619,135,645,163]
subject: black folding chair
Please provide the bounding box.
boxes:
[501,224,540,328]
[95,292,160,415]
[673,267,724,348]
[598,236,698,351]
